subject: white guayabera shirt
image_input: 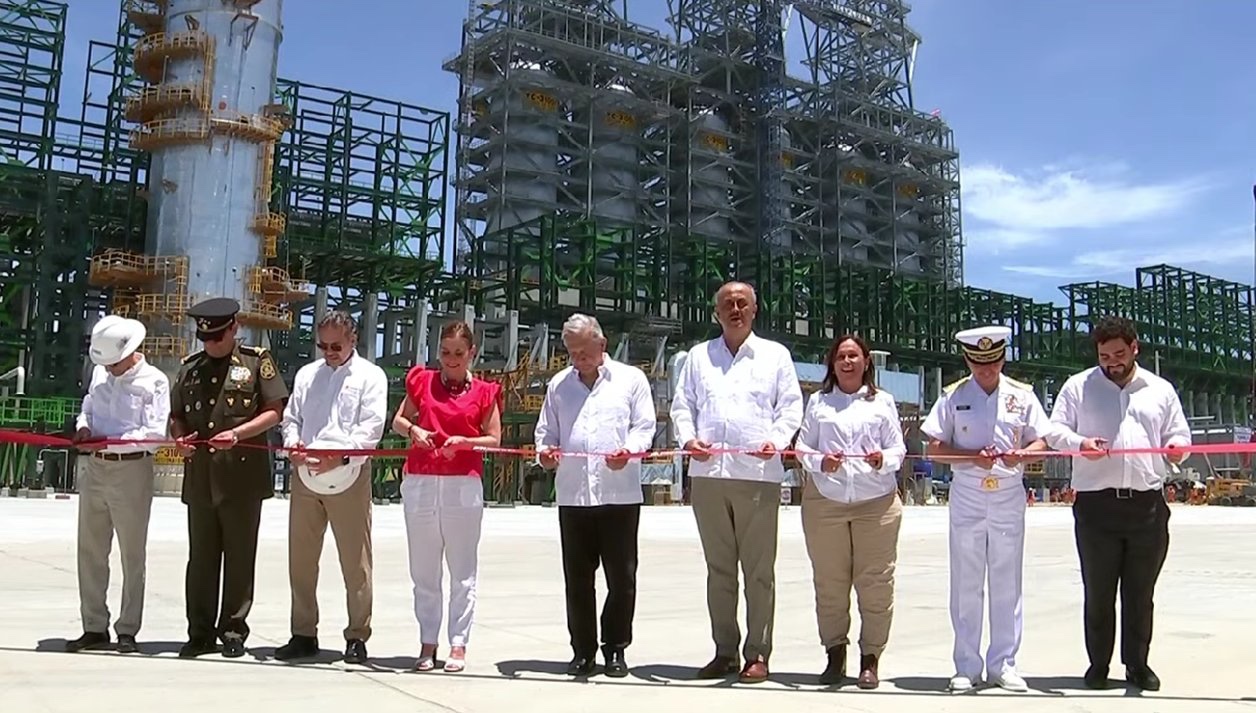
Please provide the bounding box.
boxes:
[534,356,657,507]
[670,332,804,484]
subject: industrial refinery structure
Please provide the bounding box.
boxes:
[0,0,1253,501]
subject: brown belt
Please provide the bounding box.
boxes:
[91,451,151,462]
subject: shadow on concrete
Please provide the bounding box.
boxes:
[6,644,1251,702]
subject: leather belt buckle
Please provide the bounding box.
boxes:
[1115,488,1133,499]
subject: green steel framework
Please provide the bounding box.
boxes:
[0,0,1253,491]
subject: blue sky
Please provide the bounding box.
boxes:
[56,0,1256,305]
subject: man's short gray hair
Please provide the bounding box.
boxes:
[561,313,604,343]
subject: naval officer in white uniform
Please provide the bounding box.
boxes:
[920,326,1052,693]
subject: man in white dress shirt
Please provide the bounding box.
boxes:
[670,281,804,683]
[535,313,656,678]
[276,311,389,664]
[1045,315,1190,692]
[921,325,1051,693]
[67,316,170,654]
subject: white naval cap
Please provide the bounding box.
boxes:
[955,325,1011,364]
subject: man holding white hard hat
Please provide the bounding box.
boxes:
[277,310,388,664]
[66,315,170,654]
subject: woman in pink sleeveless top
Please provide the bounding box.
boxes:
[391,321,502,672]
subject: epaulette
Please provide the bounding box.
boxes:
[181,350,203,364]
[1003,375,1033,391]
[942,376,970,394]
[238,344,267,356]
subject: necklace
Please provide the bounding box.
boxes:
[440,372,472,397]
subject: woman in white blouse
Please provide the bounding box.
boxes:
[795,334,906,690]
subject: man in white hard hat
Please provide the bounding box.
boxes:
[276,310,388,665]
[920,325,1051,693]
[66,316,170,654]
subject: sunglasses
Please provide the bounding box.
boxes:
[317,342,346,352]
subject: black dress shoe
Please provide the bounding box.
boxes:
[116,634,138,654]
[603,650,628,678]
[819,644,846,685]
[178,639,219,658]
[343,639,368,665]
[1084,665,1109,689]
[567,656,596,676]
[275,635,319,661]
[1126,666,1160,691]
[65,631,110,653]
[221,635,246,658]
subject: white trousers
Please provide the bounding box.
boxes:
[948,478,1027,679]
[401,474,484,648]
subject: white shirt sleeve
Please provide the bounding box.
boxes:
[920,392,950,443]
[1046,379,1087,451]
[625,372,657,454]
[1022,391,1054,444]
[75,366,105,432]
[669,352,698,447]
[878,394,907,474]
[794,396,824,475]
[1161,388,1192,449]
[345,368,389,463]
[769,354,804,450]
[533,377,559,462]
[280,368,306,449]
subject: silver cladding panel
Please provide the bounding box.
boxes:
[582,86,638,226]
[485,70,560,235]
[688,109,731,242]
[146,0,283,345]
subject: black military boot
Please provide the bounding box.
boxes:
[819,644,846,685]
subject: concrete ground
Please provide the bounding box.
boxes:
[1,496,1254,713]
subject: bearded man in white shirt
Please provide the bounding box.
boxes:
[535,313,657,678]
[67,316,170,654]
[669,281,804,684]
[276,310,389,665]
[1045,315,1190,692]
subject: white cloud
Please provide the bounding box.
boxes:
[961,162,1208,253]
[1003,230,1253,282]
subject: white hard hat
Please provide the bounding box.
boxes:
[91,314,126,337]
[296,434,363,495]
[89,317,146,366]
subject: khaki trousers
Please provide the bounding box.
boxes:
[76,454,155,637]
[800,478,902,657]
[690,476,781,662]
[288,464,373,642]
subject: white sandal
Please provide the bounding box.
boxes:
[444,654,465,672]
[415,649,437,672]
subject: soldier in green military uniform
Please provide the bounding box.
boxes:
[169,297,289,658]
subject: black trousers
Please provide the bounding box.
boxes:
[1072,488,1170,672]
[558,504,641,658]
[186,499,264,643]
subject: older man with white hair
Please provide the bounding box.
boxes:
[66,315,170,654]
[670,280,804,684]
[535,313,657,678]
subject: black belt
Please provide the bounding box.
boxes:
[91,451,150,462]
[1088,487,1161,500]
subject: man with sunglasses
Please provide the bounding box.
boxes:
[276,310,388,664]
[169,297,289,659]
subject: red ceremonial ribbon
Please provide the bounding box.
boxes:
[0,428,1236,461]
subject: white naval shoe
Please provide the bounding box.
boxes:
[948,674,977,692]
[990,670,1028,692]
